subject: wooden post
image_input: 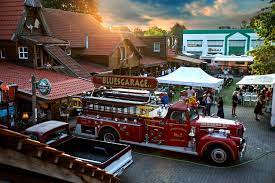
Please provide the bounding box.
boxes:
[31,75,37,124]
[41,47,44,67]
[33,45,38,68]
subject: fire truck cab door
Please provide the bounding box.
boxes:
[165,111,190,147]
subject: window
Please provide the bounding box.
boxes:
[18,47,28,59]
[0,48,6,59]
[229,40,246,47]
[207,40,223,47]
[170,111,187,124]
[187,40,202,47]
[153,42,160,52]
[119,46,127,60]
[45,128,68,144]
[251,39,264,48]
[189,109,198,121]
[66,48,71,56]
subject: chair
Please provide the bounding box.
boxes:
[243,92,251,105]
[250,93,258,102]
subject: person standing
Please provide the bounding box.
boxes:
[187,86,195,97]
[205,93,212,116]
[217,97,224,118]
[254,95,265,121]
[232,91,239,116]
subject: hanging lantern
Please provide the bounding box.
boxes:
[0,84,9,92]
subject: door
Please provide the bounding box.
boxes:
[164,111,190,147]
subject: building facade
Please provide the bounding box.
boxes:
[182,29,263,57]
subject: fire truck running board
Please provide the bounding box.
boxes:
[120,140,198,155]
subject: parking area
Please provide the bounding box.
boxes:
[119,105,275,183]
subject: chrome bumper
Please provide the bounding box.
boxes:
[240,137,247,160]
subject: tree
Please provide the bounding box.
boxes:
[250,3,275,42]
[144,26,167,36]
[42,0,102,22]
[240,20,251,29]
[169,23,187,53]
[248,1,275,74]
[249,45,275,74]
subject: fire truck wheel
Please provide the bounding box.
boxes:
[206,145,231,165]
[99,128,119,143]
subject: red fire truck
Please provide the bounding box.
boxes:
[76,75,246,165]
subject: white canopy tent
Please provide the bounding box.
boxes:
[237,74,275,127]
[156,67,224,89]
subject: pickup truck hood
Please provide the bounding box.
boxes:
[197,116,237,126]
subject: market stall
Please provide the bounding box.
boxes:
[156,67,224,89]
[236,74,275,127]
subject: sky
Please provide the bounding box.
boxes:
[99,0,269,30]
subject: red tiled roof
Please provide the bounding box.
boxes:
[0,0,24,40]
[0,62,93,100]
[78,60,111,74]
[43,8,109,48]
[141,56,168,67]
[0,125,119,183]
[122,33,146,47]
[20,35,69,45]
[44,45,91,79]
[43,8,135,56]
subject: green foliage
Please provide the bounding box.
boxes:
[169,23,186,52]
[250,3,275,42]
[249,1,275,74]
[249,45,275,74]
[144,26,167,36]
[42,0,102,22]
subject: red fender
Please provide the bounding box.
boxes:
[197,135,239,160]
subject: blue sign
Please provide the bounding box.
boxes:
[0,106,15,117]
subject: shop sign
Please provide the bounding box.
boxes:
[208,48,222,53]
[92,75,158,90]
[37,79,52,96]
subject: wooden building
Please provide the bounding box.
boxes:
[42,8,142,75]
[0,0,90,79]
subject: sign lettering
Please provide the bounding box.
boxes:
[92,75,158,90]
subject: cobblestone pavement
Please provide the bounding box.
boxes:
[119,105,275,183]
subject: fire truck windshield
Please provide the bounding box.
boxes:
[189,109,199,121]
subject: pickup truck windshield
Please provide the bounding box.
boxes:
[189,109,199,121]
[45,129,68,144]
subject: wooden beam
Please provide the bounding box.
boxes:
[33,45,38,68]
[0,147,102,183]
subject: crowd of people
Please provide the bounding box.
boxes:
[158,84,272,121]
[231,86,273,121]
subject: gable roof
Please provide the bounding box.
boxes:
[43,8,142,56]
[0,0,24,40]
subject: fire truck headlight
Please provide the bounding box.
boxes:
[239,138,242,144]
[208,128,214,133]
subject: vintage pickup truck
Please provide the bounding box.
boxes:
[24,120,133,176]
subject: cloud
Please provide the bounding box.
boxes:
[99,0,269,30]
[183,0,237,17]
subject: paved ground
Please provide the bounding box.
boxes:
[119,105,275,183]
